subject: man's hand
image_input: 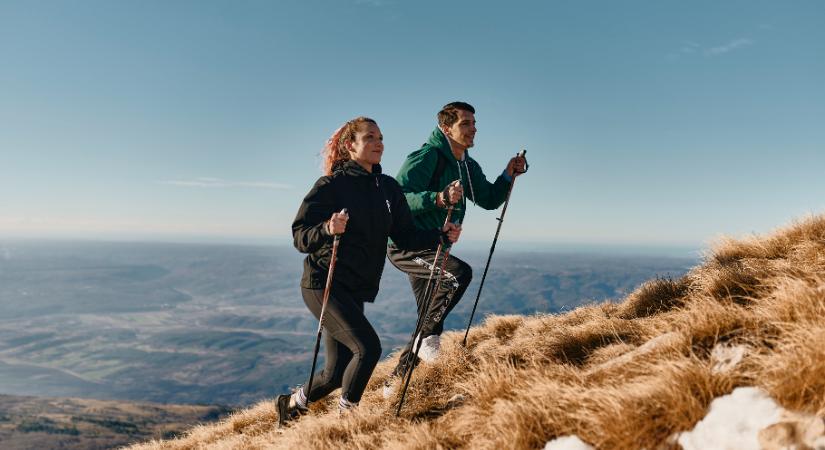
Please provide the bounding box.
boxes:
[326,210,349,235]
[442,222,462,244]
[436,180,463,208]
[506,154,528,178]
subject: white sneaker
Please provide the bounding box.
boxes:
[414,334,441,363]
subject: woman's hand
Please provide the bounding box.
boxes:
[442,222,462,243]
[326,210,349,235]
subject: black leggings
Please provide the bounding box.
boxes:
[301,287,381,404]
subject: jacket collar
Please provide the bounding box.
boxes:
[333,159,383,177]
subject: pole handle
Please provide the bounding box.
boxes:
[514,149,528,174]
[331,208,348,238]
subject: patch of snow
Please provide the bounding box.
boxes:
[679,387,784,450]
[544,435,594,450]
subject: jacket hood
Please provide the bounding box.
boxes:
[425,127,459,163]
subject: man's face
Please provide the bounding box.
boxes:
[442,110,476,151]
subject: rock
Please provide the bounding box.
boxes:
[446,394,465,407]
[651,432,681,450]
[759,410,825,450]
[710,343,747,374]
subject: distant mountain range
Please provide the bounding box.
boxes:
[0,240,695,407]
[0,393,230,450]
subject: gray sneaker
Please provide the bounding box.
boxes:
[338,396,358,416]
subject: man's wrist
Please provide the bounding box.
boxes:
[435,191,446,208]
[501,169,513,183]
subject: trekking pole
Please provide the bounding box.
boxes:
[395,206,455,417]
[304,208,347,406]
[462,150,527,347]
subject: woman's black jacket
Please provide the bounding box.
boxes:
[292,160,441,301]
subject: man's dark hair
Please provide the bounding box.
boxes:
[438,102,475,128]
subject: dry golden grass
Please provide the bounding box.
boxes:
[129,214,825,450]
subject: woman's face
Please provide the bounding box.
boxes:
[346,122,383,171]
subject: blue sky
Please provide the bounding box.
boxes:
[1,0,823,251]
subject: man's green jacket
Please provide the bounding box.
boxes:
[395,127,512,231]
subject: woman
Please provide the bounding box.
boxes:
[279,117,460,425]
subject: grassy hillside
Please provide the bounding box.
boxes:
[130,215,825,449]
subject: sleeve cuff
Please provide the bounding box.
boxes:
[320,221,332,237]
[501,169,513,183]
[427,191,440,210]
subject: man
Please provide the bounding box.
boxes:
[384,101,527,395]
